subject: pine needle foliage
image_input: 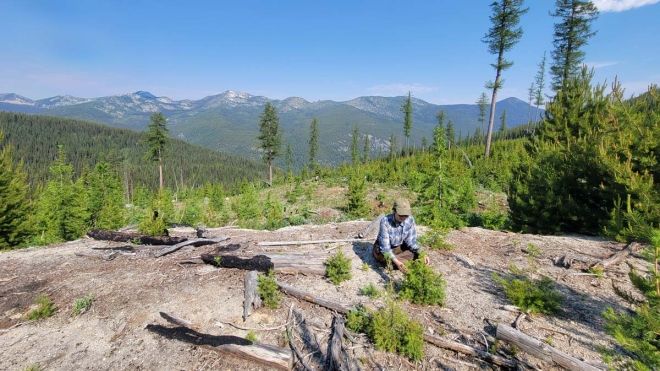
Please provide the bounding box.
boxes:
[258,102,281,185]
[257,270,281,309]
[399,255,446,306]
[603,229,659,370]
[359,283,382,298]
[0,131,31,249]
[493,274,562,314]
[325,250,352,285]
[27,295,57,320]
[71,294,94,316]
[346,172,369,218]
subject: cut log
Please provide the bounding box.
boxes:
[151,312,291,370]
[423,334,516,368]
[201,252,328,275]
[589,242,640,271]
[326,315,360,371]
[87,229,187,245]
[243,271,263,321]
[277,283,352,314]
[154,237,229,258]
[258,238,365,247]
[496,323,599,371]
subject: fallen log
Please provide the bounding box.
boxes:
[154,237,229,258]
[201,253,327,275]
[151,312,291,370]
[277,283,352,314]
[496,323,599,371]
[258,238,365,247]
[423,334,516,368]
[589,242,640,271]
[87,229,187,245]
[326,315,360,371]
[243,271,263,321]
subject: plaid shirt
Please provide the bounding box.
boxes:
[377,213,419,259]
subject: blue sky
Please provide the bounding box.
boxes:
[1,0,659,104]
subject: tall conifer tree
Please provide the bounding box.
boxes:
[477,93,489,139]
[350,125,360,165]
[482,0,528,157]
[0,132,31,248]
[362,135,370,163]
[146,112,168,190]
[308,118,319,172]
[258,102,281,185]
[550,0,598,91]
[401,92,413,152]
[534,51,547,111]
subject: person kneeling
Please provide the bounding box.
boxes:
[372,198,429,272]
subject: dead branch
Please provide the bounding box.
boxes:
[496,323,599,371]
[87,229,187,245]
[258,238,365,247]
[74,250,119,261]
[277,282,352,314]
[423,334,516,368]
[589,242,641,271]
[154,237,228,258]
[202,252,327,275]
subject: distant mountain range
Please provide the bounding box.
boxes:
[0,91,543,166]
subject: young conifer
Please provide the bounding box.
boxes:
[258,102,281,185]
[0,132,31,248]
[146,112,168,190]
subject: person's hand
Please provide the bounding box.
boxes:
[394,258,408,273]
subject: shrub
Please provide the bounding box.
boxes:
[263,193,285,230]
[245,330,258,344]
[325,250,352,285]
[359,283,381,298]
[346,172,370,218]
[524,243,542,258]
[399,255,446,306]
[27,295,56,320]
[234,183,261,229]
[257,270,280,309]
[71,294,94,316]
[603,229,659,370]
[371,300,424,361]
[138,190,172,236]
[493,274,562,314]
[346,301,424,362]
[419,230,453,250]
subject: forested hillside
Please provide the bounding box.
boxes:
[0,112,265,189]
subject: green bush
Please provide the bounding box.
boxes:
[263,193,285,230]
[359,283,381,298]
[27,295,56,320]
[346,172,370,218]
[493,274,562,314]
[399,255,446,306]
[257,270,281,309]
[71,294,94,316]
[418,230,453,250]
[603,229,659,370]
[325,250,352,285]
[346,302,424,362]
[138,190,172,236]
[245,330,258,344]
[233,183,261,229]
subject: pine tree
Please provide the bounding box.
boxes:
[258,102,281,185]
[285,143,294,178]
[388,134,398,160]
[527,82,535,123]
[351,125,360,165]
[33,147,89,244]
[0,131,31,249]
[401,92,413,152]
[433,111,447,154]
[347,171,369,218]
[499,110,508,139]
[534,51,547,112]
[308,118,319,173]
[446,121,455,150]
[146,112,168,191]
[482,0,528,157]
[550,0,598,91]
[362,135,370,163]
[85,162,125,230]
[477,93,489,140]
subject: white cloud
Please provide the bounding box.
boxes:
[366,83,439,96]
[585,61,619,69]
[592,0,660,12]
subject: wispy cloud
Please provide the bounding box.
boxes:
[585,61,619,69]
[366,83,439,96]
[592,0,660,12]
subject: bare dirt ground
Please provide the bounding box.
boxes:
[0,221,646,370]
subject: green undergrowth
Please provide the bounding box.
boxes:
[399,255,446,306]
[346,301,424,362]
[325,250,352,285]
[71,294,94,316]
[493,273,562,314]
[257,270,280,309]
[27,295,57,320]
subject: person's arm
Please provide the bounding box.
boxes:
[377,217,394,260]
[405,217,427,263]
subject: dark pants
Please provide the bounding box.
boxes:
[372,240,417,268]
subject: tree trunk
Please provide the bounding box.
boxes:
[326,315,360,371]
[589,242,640,271]
[87,229,186,245]
[154,237,229,258]
[243,271,263,321]
[158,150,164,191]
[496,323,599,371]
[277,283,352,314]
[423,334,516,368]
[485,68,501,157]
[268,160,273,186]
[202,252,328,275]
